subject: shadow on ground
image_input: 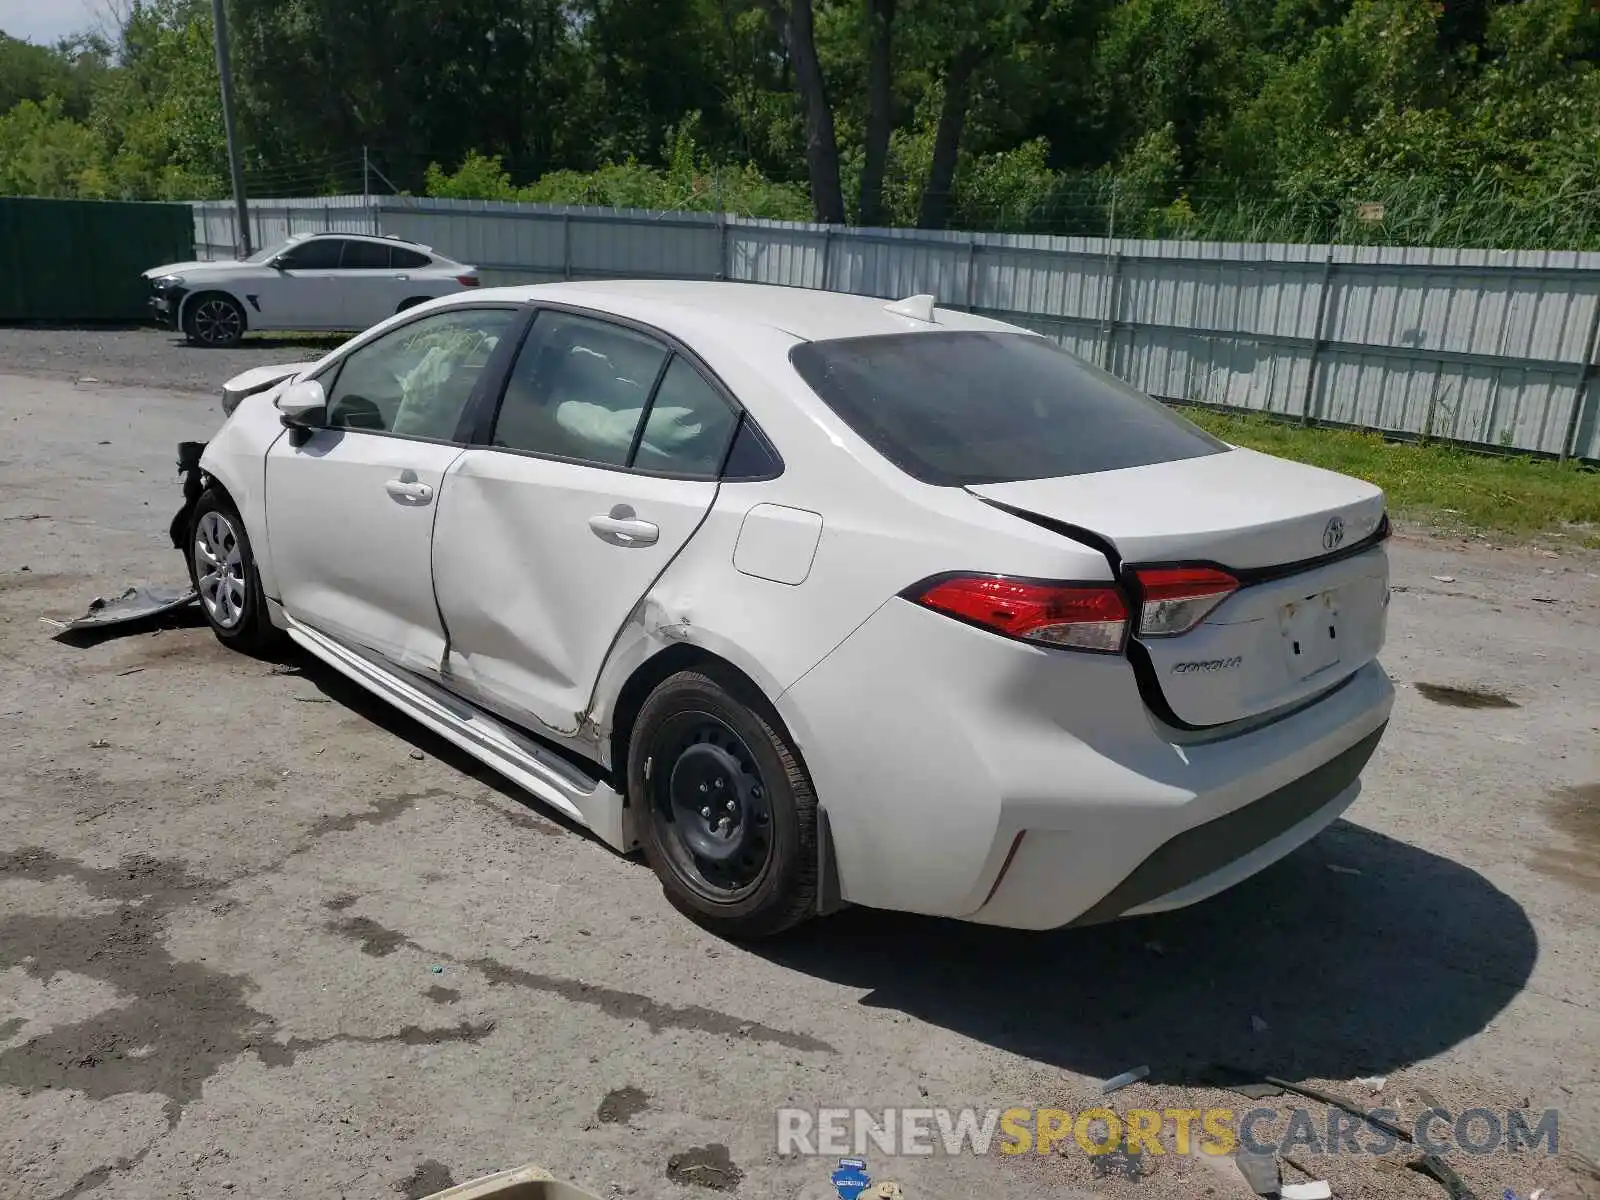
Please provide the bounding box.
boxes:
[174,333,350,354]
[41,612,1537,1086]
[756,819,1537,1086]
[294,650,607,844]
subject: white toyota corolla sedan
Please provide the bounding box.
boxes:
[171,280,1394,939]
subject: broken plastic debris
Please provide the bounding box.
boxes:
[53,584,198,634]
[1355,1075,1386,1093]
[1433,575,1456,583]
[1101,1064,1150,1094]
[1280,1183,1332,1200]
[1251,1015,1270,1033]
[430,965,444,974]
[1234,1151,1279,1195]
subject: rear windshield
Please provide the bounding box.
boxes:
[788,331,1227,486]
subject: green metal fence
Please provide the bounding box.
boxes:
[0,197,194,322]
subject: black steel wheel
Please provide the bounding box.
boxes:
[630,669,817,938]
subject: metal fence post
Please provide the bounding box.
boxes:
[1100,252,1123,371]
[716,212,729,281]
[965,238,979,311]
[561,214,572,281]
[822,226,834,292]
[1299,249,1336,425]
[1559,291,1600,461]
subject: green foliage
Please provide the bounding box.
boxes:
[0,97,106,198]
[1,0,1597,249]
[424,121,811,220]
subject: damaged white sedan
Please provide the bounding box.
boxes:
[172,281,1395,939]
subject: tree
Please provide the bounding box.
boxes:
[760,0,845,222]
[859,0,897,226]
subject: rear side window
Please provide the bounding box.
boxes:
[788,331,1227,486]
[340,240,391,269]
[392,247,431,269]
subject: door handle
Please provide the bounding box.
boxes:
[588,514,659,546]
[385,478,434,503]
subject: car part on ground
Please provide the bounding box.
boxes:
[44,584,198,635]
[419,1163,605,1200]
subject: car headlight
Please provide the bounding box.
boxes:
[154,274,184,287]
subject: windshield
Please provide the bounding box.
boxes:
[787,331,1228,486]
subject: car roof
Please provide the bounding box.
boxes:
[457,279,1027,344]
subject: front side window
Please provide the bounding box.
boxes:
[491,311,670,466]
[788,331,1228,486]
[322,307,517,441]
[276,239,344,270]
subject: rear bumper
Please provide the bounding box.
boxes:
[778,598,1394,927]
[1010,723,1382,928]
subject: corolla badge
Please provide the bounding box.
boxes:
[1171,656,1242,674]
[1322,515,1346,551]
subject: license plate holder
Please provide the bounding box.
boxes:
[1280,589,1342,680]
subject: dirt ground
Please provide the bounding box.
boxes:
[0,329,1598,1200]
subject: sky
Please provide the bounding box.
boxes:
[0,0,97,45]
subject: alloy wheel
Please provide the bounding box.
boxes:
[194,510,247,629]
[192,299,242,345]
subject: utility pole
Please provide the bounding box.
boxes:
[210,0,252,257]
[363,146,376,235]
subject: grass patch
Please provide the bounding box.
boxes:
[1180,410,1600,548]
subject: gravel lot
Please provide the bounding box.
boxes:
[1,332,1598,1200]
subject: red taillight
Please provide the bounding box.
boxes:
[1133,566,1239,637]
[913,575,1128,652]
[457,274,480,287]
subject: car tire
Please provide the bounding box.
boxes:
[186,489,281,655]
[183,292,247,348]
[630,669,818,939]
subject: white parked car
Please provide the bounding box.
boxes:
[171,281,1394,939]
[144,232,481,348]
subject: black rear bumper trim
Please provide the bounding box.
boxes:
[1066,721,1387,927]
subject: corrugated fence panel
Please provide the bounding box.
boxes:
[180,196,1600,460]
[569,212,721,279]
[728,219,827,287]
[0,196,192,321]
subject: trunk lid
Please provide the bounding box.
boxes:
[968,447,1390,728]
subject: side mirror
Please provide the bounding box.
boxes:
[268,256,289,271]
[275,379,326,427]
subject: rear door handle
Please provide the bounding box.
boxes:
[588,514,659,546]
[385,478,433,503]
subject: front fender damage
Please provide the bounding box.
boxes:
[169,440,209,552]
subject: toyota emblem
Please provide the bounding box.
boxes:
[1322,516,1346,551]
